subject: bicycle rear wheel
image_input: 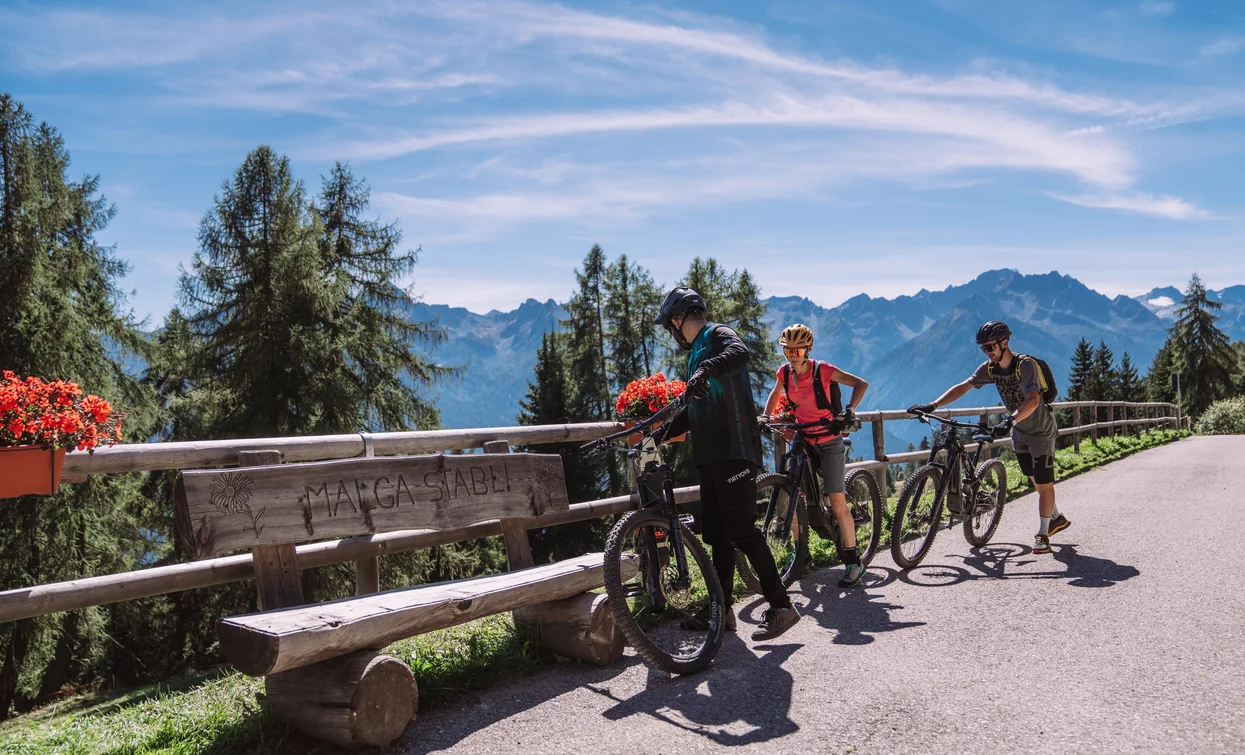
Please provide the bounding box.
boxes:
[890,464,945,569]
[844,468,884,566]
[603,509,726,675]
[736,472,808,595]
[964,459,1007,546]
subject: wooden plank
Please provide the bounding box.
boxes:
[218,552,635,676]
[61,422,625,482]
[355,557,380,596]
[175,452,567,558]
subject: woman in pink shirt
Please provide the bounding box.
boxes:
[762,324,870,587]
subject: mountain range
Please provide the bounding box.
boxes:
[417,270,1245,453]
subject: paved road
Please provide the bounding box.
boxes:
[399,437,1245,754]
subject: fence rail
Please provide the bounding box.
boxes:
[0,400,1180,624]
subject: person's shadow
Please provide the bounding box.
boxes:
[1053,543,1141,587]
[795,569,926,644]
[590,633,799,746]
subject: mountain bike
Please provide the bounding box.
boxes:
[583,395,726,675]
[737,415,884,593]
[889,409,1008,569]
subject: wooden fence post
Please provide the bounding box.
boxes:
[871,418,887,500]
[1090,402,1099,443]
[1072,405,1081,454]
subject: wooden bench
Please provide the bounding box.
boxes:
[173,442,632,748]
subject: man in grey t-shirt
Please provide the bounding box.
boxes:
[909,321,1071,555]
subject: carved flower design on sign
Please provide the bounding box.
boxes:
[208,472,265,537]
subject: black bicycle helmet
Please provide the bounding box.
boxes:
[653,286,706,326]
[975,320,1012,344]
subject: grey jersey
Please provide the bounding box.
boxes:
[969,357,1058,441]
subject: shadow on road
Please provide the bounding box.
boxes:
[398,657,642,754]
[588,633,799,746]
[793,569,926,645]
[894,542,1140,589]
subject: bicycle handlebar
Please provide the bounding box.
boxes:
[580,394,687,451]
[906,408,991,432]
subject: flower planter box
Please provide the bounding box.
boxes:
[0,446,67,499]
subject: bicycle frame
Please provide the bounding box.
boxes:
[587,397,693,595]
[916,413,995,517]
[765,417,856,541]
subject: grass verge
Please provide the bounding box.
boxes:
[1,428,1190,754]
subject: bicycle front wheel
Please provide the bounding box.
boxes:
[844,468,884,566]
[964,459,1007,546]
[603,509,726,675]
[890,464,945,569]
[736,472,808,595]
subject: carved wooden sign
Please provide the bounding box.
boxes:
[173,453,567,558]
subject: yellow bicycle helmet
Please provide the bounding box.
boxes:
[779,323,814,350]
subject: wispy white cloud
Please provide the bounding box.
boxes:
[1137,1,1176,18]
[1046,190,1212,219]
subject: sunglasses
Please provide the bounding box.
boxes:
[980,341,1001,353]
[783,347,808,357]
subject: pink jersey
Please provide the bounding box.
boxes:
[777,361,840,443]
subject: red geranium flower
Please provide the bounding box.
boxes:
[0,372,124,452]
[615,373,687,419]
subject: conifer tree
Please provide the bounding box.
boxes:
[561,245,618,495]
[1146,339,1178,404]
[603,254,660,385]
[1116,352,1143,402]
[517,331,608,558]
[724,269,778,397]
[1170,273,1236,416]
[1066,338,1095,400]
[314,162,447,432]
[1090,340,1116,421]
[0,95,156,717]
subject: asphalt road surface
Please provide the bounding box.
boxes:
[399,436,1245,754]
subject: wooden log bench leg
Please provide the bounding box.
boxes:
[483,439,626,667]
[513,592,625,665]
[266,650,416,749]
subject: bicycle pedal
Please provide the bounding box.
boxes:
[678,514,695,528]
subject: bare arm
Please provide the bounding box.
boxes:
[834,368,869,409]
[931,380,975,409]
[1013,390,1041,423]
[762,381,783,417]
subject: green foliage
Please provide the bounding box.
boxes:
[603,254,661,386]
[1065,338,1095,400]
[0,95,160,720]
[1115,352,1144,402]
[1169,273,1236,418]
[1195,397,1245,435]
[1146,339,1177,404]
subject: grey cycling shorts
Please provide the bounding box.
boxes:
[814,437,846,495]
[1011,430,1056,459]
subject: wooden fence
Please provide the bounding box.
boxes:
[0,400,1180,624]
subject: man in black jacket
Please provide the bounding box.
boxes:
[654,286,801,641]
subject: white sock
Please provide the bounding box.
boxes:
[1039,515,1051,536]
[1051,503,1061,519]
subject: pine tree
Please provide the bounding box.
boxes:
[603,254,660,386]
[561,245,618,495]
[0,95,157,717]
[1170,273,1236,417]
[313,162,448,432]
[723,269,778,398]
[516,331,608,559]
[1066,338,1095,401]
[1090,340,1116,421]
[1146,339,1178,404]
[1116,352,1143,402]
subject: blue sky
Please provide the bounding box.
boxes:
[3,0,1243,320]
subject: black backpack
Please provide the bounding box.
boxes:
[988,353,1058,404]
[780,360,843,416]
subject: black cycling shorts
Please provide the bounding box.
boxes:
[697,459,761,549]
[1016,452,1055,485]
